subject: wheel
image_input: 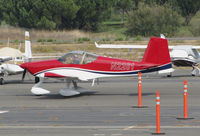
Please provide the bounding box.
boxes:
[167,72,172,77]
[0,78,5,85]
[35,77,40,83]
[35,94,42,96]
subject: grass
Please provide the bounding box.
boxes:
[37,38,56,43]
[175,26,194,37]
[76,37,90,43]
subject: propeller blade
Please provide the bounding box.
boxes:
[22,69,27,81]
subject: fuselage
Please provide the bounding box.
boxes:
[20,38,173,81]
[20,51,171,81]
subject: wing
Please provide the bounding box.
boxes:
[95,42,147,49]
[0,56,12,63]
[95,42,200,50]
[30,56,58,59]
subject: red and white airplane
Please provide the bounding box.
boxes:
[20,37,173,96]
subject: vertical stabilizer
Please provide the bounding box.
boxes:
[141,37,173,74]
[25,31,32,61]
[142,37,171,65]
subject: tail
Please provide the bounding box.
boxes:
[141,37,174,74]
[24,31,32,62]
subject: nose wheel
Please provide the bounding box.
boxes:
[35,77,40,83]
[0,78,5,85]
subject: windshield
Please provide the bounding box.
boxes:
[58,51,98,64]
[191,49,200,59]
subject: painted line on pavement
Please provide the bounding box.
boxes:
[0,111,9,114]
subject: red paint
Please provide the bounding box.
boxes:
[44,72,66,78]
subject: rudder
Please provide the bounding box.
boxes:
[24,31,32,62]
[142,37,171,65]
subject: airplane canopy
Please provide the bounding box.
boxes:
[58,51,98,64]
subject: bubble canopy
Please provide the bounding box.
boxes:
[58,51,98,64]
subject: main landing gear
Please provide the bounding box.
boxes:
[0,78,5,85]
[59,79,88,96]
[191,65,200,76]
[30,78,88,96]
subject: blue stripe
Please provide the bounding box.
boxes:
[80,63,172,75]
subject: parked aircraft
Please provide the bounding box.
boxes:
[20,37,173,96]
[95,35,200,76]
[0,31,58,84]
[170,46,200,76]
[0,31,32,84]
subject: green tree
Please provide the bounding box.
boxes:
[176,0,200,25]
[74,0,112,31]
[0,0,79,30]
[126,4,182,37]
[116,0,139,23]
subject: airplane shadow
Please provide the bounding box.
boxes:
[4,80,34,85]
[161,74,195,78]
[129,92,155,96]
[35,91,98,99]
[34,92,155,99]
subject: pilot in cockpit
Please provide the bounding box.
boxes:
[73,55,80,64]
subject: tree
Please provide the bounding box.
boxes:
[73,0,112,31]
[0,0,79,30]
[176,0,200,25]
[126,4,182,37]
[45,0,79,29]
[116,0,139,23]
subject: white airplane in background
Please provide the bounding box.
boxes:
[95,34,200,76]
[0,31,58,84]
[0,31,32,84]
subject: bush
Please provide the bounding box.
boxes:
[126,4,182,37]
[37,39,46,42]
[175,27,193,37]
[134,35,142,41]
[37,38,56,43]
[189,24,200,36]
[47,38,56,42]
[189,12,200,36]
[101,38,110,41]
[115,37,124,41]
[77,37,90,43]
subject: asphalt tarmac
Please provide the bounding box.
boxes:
[0,69,200,136]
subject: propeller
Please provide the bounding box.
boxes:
[22,68,27,81]
[35,77,40,83]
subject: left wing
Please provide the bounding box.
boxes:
[0,56,12,63]
[95,42,147,49]
[95,42,200,50]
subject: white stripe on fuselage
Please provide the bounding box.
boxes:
[35,63,172,81]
